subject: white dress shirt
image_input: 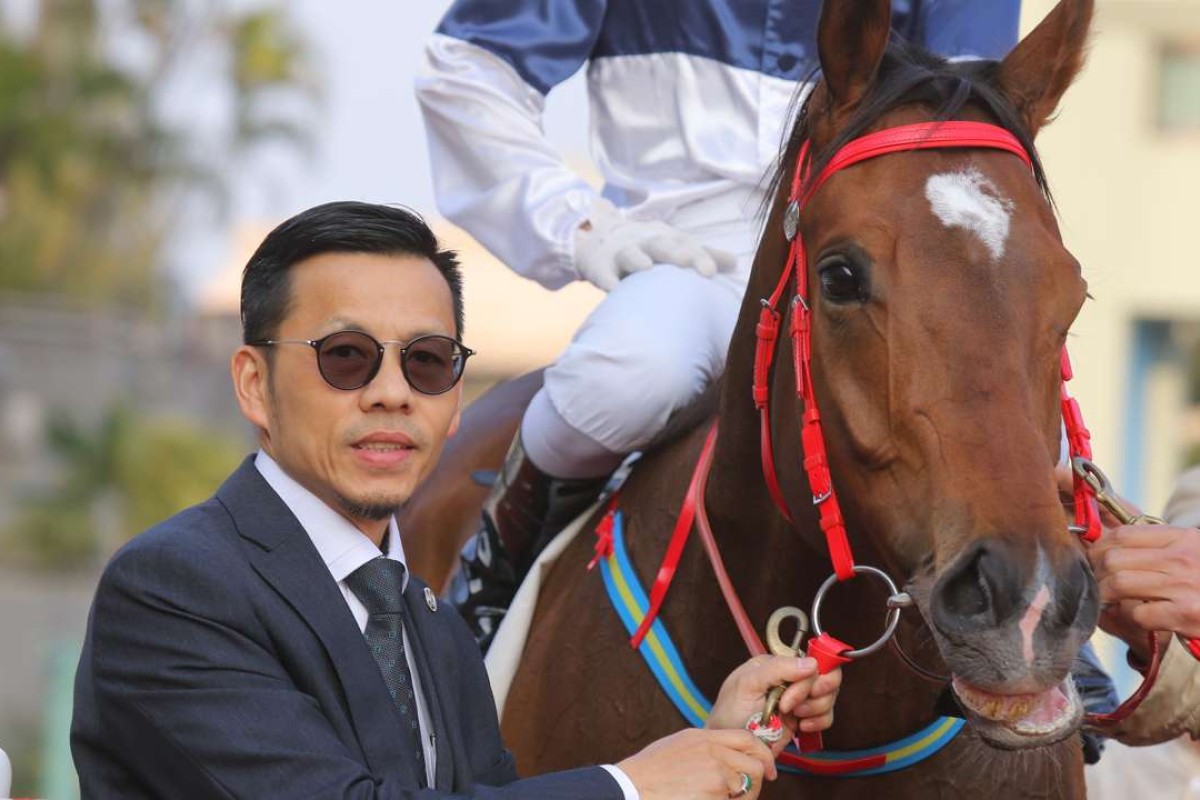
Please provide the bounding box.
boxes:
[255,452,638,798]
[256,451,438,786]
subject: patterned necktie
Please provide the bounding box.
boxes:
[344,557,427,785]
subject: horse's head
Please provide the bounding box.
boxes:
[779,0,1098,749]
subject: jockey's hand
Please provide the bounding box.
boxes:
[705,656,842,756]
[617,728,775,800]
[1089,523,1200,644]
[574,198,737,291]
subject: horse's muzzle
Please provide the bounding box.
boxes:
[923,539,1099,747]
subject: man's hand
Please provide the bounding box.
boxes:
[574,199,737,291]
[705,656,841,755]
[1056,464,1200,653]
[617,728,776,800]
[1090,524,1200,642]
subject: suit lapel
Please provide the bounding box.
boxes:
[215,459,417,783]
[403,577,458,791]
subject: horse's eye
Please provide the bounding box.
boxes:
[818,261,865,304]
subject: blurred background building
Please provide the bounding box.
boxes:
[0,0,1198,796]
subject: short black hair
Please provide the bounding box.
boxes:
[241,201,465,344]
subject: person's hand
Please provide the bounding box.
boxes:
[1089,524,1200,643]
[1055,464,1184,657]
[574,198,737,291]
[705,655,841,755]
[617,728,776,800]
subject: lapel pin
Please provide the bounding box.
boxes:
[424,587,438,612]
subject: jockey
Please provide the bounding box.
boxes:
[415,0,1025,646]
[415,0,1022,646]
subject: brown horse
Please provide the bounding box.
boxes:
[404,0,1101,796]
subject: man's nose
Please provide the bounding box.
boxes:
[359,345,414,410]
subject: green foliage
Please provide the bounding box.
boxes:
[119,415,245,534]
[2,406,244,570]
[0,0,317,308]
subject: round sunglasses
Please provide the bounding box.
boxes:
[250,330,475,395]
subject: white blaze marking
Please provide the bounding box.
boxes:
[1019,584,1052,667]
[924,168,1015,260]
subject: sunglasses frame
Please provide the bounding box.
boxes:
[250,330,476,395]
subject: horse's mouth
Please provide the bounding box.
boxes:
[951,676,1081,748]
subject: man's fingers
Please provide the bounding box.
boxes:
[717,744,771,789]
[1126,599,1181,633]
[1098,569,1178,604]
[808,668,842,698]
[709,729,777,777]
[735,656,817,699]
[1092,546,1174,581]
[787,690,837,722]
[776,676,820,715]
[795,710,835,733]
[1106,525,1190,550]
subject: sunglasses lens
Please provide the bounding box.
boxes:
[404,336,464,394]
[316,331,379,390]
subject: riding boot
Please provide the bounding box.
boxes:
[448,435,609,651]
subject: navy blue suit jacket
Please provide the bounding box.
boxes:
[71,457,621,799]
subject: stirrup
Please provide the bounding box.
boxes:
[450,435,607,650]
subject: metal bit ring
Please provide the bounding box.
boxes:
[811,565,906,659]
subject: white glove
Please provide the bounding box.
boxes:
[573,199,738,291]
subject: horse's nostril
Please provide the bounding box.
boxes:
[932,541,1021,634]
[1051,555,1096,630]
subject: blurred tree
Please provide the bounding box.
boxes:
[0,0,316,307]
[3,405,244,569]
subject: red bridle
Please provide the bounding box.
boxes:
[622,121,1160,755]
[753,120,1102,585]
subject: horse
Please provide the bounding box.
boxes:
[403,0,1101,796]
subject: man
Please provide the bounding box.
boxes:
[1082,465,1200,744]
[71,201,840,799]
[415,0,1024,646]
[1082,465,1200,798]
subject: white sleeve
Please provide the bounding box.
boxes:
[600,764,641,800]
[416,33,601,290]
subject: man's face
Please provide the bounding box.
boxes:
[237,251,463,533]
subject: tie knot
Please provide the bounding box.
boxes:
[345,557,407,615]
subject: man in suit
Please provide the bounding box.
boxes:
[71,201,839,799]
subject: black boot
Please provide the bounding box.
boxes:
[448,435,608,651]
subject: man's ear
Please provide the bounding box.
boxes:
[231,345,272,434]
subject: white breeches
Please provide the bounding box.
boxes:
[523,258,750,478]
[521,187,762,479]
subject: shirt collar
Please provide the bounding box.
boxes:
[254,450,408,590]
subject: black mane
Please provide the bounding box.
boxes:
[771,36,1050,208]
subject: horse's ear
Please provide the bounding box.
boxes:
[817,0,891,110]
[997,0,1094,134]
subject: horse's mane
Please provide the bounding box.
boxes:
[767,36,1052,211]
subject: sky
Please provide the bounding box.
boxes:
[174,0,592,301]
